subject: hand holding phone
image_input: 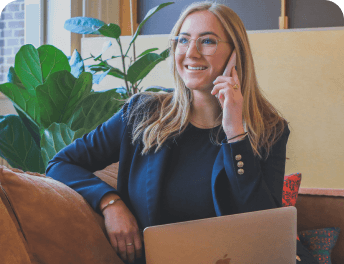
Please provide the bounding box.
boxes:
[211,49,244,137]
[212,49,238,101]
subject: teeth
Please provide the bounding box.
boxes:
[187,66,207,70]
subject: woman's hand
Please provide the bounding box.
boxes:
[103,199,143,263]
[211,50,244,138]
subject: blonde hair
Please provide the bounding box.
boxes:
[127,1,289,160]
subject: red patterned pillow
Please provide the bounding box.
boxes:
[283,172,302,207]
[283,172,302,241]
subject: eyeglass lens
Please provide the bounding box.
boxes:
[171,36,218,55]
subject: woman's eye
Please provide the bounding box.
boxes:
[178,37,189,44]
[201,38,216,45]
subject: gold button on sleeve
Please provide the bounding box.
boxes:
[237,161,244,168]
[235,154,242,161]
[238,169,244,175]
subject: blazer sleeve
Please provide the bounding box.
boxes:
[45,95,138,214]
[213,124,290,215]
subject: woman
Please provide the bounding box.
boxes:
[46,2,317,264]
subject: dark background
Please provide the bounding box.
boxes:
[137,0,344,34]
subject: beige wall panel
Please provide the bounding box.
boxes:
[82,27,344,189]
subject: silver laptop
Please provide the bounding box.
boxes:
[143,206,297,264]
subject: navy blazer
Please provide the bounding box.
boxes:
[46,93,290,230]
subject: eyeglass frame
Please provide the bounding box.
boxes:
[169,35,231,56]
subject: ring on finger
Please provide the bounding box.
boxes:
[233,83,239,90]
[126,243,134,246]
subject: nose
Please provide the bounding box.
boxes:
[185,39,201,58]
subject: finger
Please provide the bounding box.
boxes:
[217,89,227,109]
[223,49,237,77]
[117,238,128,261]
[126,239,136,264]
[109,234,119,254]
[134,231,143,259]
[231,67,241,92]
[211,82,234,96]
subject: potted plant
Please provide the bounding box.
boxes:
[0,2,174,173]
[64,1,174,98]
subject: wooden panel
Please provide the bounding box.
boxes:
[120,0,138,36]
[71,0,83,53]
[84,0,121,38]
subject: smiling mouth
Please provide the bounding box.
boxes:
[185,66,208,71]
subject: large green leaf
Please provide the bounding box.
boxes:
[38,45,71,83]
[69,49,85,78]
[0,82,40,125]
[7,67,25,90]
[36,71,93,129]
[127,53,163,84]
[14,105,41,147]
[0,115,45,173]
[125,2,174,56]
[14,44,43,96]
[64,17,106,35]
[70,89,123,131]
[40,123,87,169]
[98,23,121,39]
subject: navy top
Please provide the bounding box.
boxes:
[45,93,318,264]
[160,124,225,224]
[46,93,290,229]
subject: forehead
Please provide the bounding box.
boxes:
[179,10,227,39]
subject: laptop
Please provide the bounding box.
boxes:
[143,206,297,264]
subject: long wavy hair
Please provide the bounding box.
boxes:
[127,1,289,160]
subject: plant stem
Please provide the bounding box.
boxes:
[117,38,131,95]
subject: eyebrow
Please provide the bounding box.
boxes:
[179,31,220,38]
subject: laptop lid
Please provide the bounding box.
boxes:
[143,206,297,264]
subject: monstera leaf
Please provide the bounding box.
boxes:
[0,115,45,173]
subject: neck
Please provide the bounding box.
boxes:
[189,90,222,128]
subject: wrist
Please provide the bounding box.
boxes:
[99,192,121,212]
[227,133,247,143]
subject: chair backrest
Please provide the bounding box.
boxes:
[296,188,344,264]
[94,162,119,189]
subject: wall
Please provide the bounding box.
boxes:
[0,0,24,85]
[137,0,344,34]
[81,26,344,189]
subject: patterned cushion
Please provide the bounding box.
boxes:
[298,227,341,264]
[283,172,302,207]
[283,173,302,241]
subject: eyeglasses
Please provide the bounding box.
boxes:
[169,35,230,56]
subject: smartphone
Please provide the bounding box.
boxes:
[215,49,237,100]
